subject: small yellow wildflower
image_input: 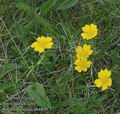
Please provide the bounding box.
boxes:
[31,36,53,53]
[74,59,92,72]
[94,69,112,91]
[76,44,93,59]
[81,24,98,40]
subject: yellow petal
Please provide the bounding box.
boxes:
[107,78,112,86]
[104,69,111,77]
[76,46,84,59]
[75,66,82,72]
[46,37,52,42]
[82,68,87,72]
[101,84,108,91]
[82,25,90,32]
[36,37,41,42]
[98,70,104,78]
[37,36,45,42]
[90,24,97,30]
[81,33,88,39]
[83,44,90,50]
[34,47,44,53]
[31,42,39,48]
[74,59,81,65]
[76,46,82,53]
[83,44,93,57]
[94,79,103,87]
[45,42,53,49]
[81,33,93,40]
[76,53,82,59]
[87,61,92,67]
[98,69,112,79]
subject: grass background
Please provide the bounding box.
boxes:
[0,0,120,114]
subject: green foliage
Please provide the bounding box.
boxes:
[16,2,34,15]
[40,0,79,13]
[4,112,24,114]
[0,64,17,79]
[56,0,79,10]
[4,112,14,114]
[40,0,59,13]
[27,83,51,108]
[103,0,120,4]
[0,0,120,113]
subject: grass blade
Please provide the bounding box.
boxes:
[103,0,120,4]
[40,0,59,13]
[57,0,79,10]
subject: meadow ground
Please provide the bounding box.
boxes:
[0,0,120,114]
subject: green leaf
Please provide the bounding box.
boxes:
[0,64,17,79]
[27,83,51,108]
[57,0,79,10]
[40,0,59,13]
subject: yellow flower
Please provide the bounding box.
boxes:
[74,59,92,72]
[81,24,98,40]
[76,44,93,59]
[94,69,112,91]
[31,36,53,53]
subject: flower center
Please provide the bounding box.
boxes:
[102,77,108,85]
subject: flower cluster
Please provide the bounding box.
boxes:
[74,23,112,91]
[74,24,96,73]
[74,44,93,72]
[30,23,112,91]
